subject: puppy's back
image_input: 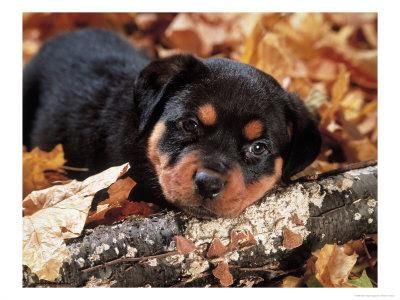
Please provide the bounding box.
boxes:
[23,29,149,172]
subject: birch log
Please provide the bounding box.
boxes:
[23,163,377,287]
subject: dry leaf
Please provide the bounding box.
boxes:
[313,244,358,287]
[86,177,136,224]
[290,213,304,226]
[212,262,234,287]
[207,238,227,258]
[282,228,303,249]
[174,235,196,255]
[22,163,130,281]
[228,230,257,251]
[281,276,304,287]
[23,144,65,197]
[165,13,245,57]
[255,32,294,84]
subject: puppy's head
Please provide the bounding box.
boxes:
[134,54,321,218]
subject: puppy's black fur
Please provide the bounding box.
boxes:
[24,29,321,216]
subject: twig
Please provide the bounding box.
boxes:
[81,250,179,273]
[297,160,377,182]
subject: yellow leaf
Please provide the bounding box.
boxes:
[22,163,130,281]
[255,32,293,84]
[23,144,66,197]
[281,276,303,287]
[313,244,358,287]
[331,64,350,116]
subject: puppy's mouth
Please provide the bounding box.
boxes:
[178,205,218,219]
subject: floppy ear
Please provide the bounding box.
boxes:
[282,93,322,181]
[134,54,207,135]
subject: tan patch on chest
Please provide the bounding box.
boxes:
[243,120,264,140]
[197,103,217,126]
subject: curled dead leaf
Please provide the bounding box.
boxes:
[86,177,136,224]
[22,163,130,281]
[313,244,358,287]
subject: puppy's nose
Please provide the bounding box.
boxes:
[194,170,224,200]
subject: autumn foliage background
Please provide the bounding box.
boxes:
[22,13,378,287]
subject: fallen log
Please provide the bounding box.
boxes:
[23,162,377,287]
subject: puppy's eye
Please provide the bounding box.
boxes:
[249,141,268,156]
[179,118,199,134]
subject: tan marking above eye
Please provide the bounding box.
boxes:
[243,120,264,141]
[197,103,217,126]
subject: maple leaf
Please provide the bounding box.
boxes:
[22,163,130,281]
[313,244,358,287]
[23,144,66,197]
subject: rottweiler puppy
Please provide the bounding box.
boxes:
[23,29,321,218]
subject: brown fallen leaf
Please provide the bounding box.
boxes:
[282,227,303,249]
[313,244,358,287]
[290,213,304,226]
[207,238,227,258]
[212,262,234,287]
[22,163,130,281]
[86,177,136,224]
[228,229,257,251]
[23,144,66,197]
[174,235,196,255]
[165,13,249,58]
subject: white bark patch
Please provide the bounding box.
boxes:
[185,183,312,255]
[346,166,376,177]
[94,244,110,256]
[164,254,185,265]
[146,258,158,267]
[76,257,85,268]
[354,213,362,221]
[306,183,325,208]
[229,251,240,261]
[125,246,137,258]
[184,252,210,278]
[88,253,100,263]
[323,177,353,194]
[367,199,377,208]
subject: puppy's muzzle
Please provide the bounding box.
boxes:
[194,170,225,199]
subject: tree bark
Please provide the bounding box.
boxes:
[23,163,377,287]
